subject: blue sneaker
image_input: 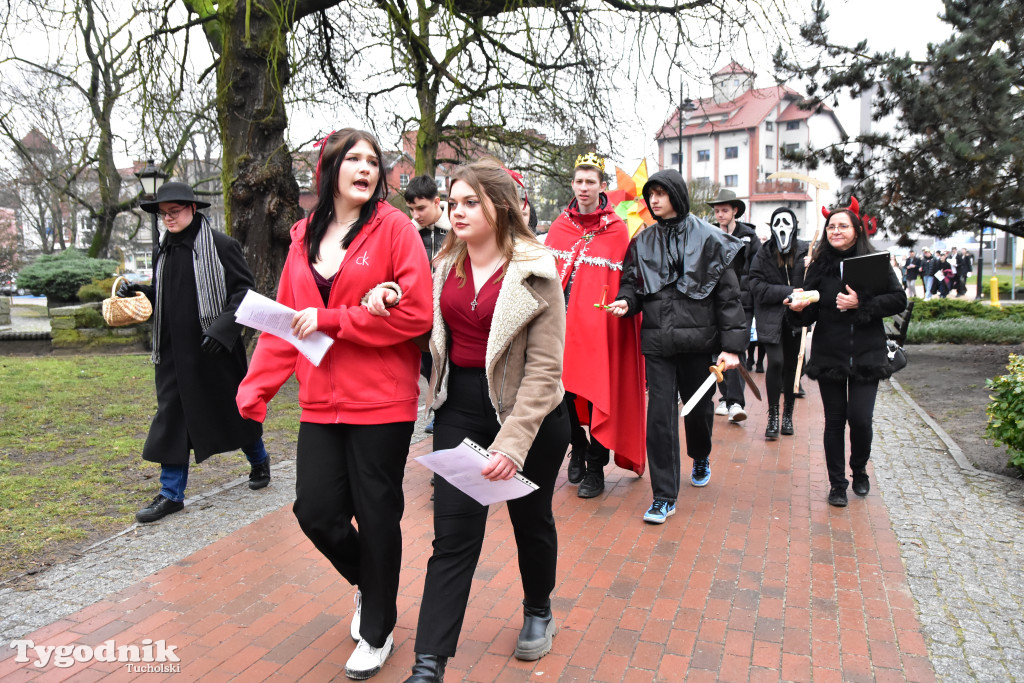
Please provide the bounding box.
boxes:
[691,458,711,487]
[425,418,434,434]
[643,499,675,524]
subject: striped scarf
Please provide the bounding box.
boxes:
[151,215,228,364]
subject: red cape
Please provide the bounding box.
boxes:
[546,198,647,475]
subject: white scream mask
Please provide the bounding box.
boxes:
[770,209,798,254]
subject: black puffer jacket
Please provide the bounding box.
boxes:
[616,169,748,357]
[730,220,760,314]
[749,238,809,345]
[787,245,907,382]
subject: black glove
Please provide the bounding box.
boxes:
[201,335,228,354]
[116,281,137,298]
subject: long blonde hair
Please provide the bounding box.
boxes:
[434,158,543,282]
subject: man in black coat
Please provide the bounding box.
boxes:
[919,248,938,300]
[955,247,973,296]
[123,182,268,523]
[609,170,747,524]
[903,250,921,298]
[707,190,759,424]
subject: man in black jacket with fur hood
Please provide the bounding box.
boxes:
[609,170,748,524]
[708,190,759,424]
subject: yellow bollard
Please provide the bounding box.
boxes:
[990,276,1002,308]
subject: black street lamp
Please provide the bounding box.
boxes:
[134,159,168,252]
[677,91,698,176]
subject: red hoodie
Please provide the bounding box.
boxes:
[237,201,433,425]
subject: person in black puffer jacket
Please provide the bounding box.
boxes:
[786,202,907,508]
[749,208,808,441]
[609,170,747,524]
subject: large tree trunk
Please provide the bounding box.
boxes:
[215,1,304,297]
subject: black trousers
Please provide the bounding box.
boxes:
[765,323,802,406]
[565,391,609,469]
[293,420,413,648]
[414,364,569,657]
[719,310,753,407]
[817,378,879,490]
[645,352,714,503]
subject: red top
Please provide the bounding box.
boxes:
[237,201,433,425]
[440,263,501,368]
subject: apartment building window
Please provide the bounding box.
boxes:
[765,121,774,131]
[697,150,710,162]
[400,174,409,189]
[724,175,739,187]
[697,176,711,184]
[725,146,738,159]
[786,121,800,131]
[670,152,682,167]
[765,145,774,159]
[783,143,800,154]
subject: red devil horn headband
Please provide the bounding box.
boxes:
[822,195,860,220]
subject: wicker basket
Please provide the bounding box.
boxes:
[102,276,152,327]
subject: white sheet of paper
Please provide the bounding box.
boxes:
[415,439,538,506]
[234,289,334,367]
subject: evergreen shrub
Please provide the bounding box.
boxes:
[18,250,118,303]
[985,354,1024,472]
[77,277,120,303]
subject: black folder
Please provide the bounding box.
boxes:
[841,252,892,296]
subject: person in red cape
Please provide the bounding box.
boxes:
[545,153,646,498]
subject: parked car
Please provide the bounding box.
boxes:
[1,278,26,296]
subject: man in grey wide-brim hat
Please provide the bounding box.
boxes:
[706,189,760,425]
[124,180,271,523]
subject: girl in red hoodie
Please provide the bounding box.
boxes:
[237,129,432,680]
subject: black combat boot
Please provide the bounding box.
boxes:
[764,404,780,440]
[781,401,795,436]
[514,602,556,661]
[403,653,447,682]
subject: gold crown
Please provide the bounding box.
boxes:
[574,152,605,172]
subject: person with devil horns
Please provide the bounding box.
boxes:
[748,208,809,440]
[544,153,647,498]
[784,198,906,508]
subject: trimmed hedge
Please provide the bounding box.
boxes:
[18,250,118,303]
[906,318,1024,344]
[910,298,1024,322]
[985,354,1024,473]
[77,277,121,303]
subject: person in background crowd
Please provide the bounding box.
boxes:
[956,247,973,297]
[405,175,451,437]
[608,170,746,524]
[125,181,269,525]
[903,249,920,298]
[707,190,759,425]
[785,199,907,508]
[935,251,953,298]
[395,159,569,682]
[749,208,808,441]
[919,248,937,300]
[237,128,433,680]
[544,153,646,498]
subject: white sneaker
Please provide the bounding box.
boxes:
[350,590,361,642]
[728,403,747,422]
[714,401,729,416]
[345,632,394,680]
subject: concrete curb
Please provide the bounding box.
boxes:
[888,376,1022,485]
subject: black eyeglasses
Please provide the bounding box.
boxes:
[157,206,190,220]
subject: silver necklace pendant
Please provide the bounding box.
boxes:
[471,298,478,311]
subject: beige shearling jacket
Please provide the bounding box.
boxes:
[429,240,566,468]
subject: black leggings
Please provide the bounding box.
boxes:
[817,378,879,490]
[764,324,802,406]
[414,363,570,657]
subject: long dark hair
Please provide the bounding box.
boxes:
[811,208,877,261]
[305,128,388,264]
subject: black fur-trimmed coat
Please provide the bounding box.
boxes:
[786,245,907,382]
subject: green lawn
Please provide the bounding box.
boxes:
[0,354,300,581]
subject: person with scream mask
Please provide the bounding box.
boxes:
[607,170,747,524]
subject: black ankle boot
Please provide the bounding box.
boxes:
[567,450,584,484]
[403,653,447,683]
[765,404,780,440]
[514,603,556,661]
[781,401,794,436]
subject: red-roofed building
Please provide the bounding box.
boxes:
[656,63,848,236]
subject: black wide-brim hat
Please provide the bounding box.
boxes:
[706,189,746,219]
[140,181,211,213]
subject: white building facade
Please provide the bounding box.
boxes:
[657,63,848,239]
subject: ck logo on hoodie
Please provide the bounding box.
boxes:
[355,251,369,266]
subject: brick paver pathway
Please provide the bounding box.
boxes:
[0,378,935,682]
